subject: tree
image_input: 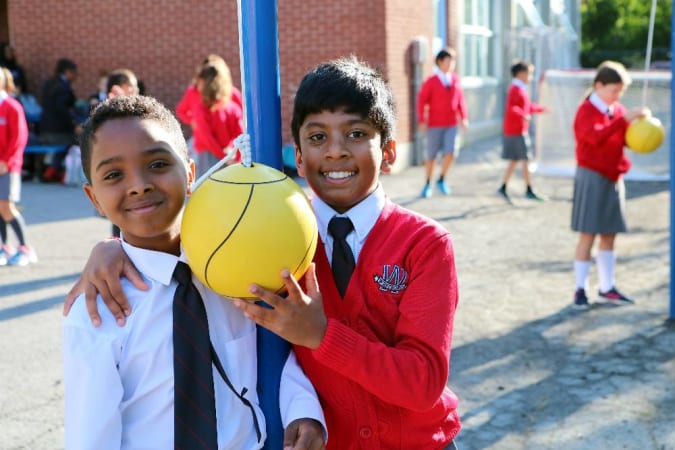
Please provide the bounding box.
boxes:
[581,0,672,68]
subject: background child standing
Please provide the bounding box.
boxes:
[497,60,548,204]
[571,60,649,309]
[417,48,469,198]
[0,69,35,266]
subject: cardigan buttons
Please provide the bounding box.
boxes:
[359,426,372,439]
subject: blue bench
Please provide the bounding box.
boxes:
[24,145,68,154]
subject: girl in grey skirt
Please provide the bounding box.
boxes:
[570,61,649,309]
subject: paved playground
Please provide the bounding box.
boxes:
[1,137,673,450]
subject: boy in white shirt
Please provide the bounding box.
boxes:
[63,95,325,449]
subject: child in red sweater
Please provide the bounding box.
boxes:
[175,55,244,178]
[571,61,649,309]
[65,57,462,449]
[417,48,469,198]
[497,60,548,204]
[0,69,35,266]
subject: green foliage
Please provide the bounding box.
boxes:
[581,0,672,68]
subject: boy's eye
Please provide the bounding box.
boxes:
[149,160,171,170]
[102,170,121,181]
[348,130,368,139]
[308,133,326,142]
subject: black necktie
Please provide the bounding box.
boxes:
[328,217,356,297]
[173,261,218,449]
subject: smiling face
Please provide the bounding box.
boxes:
[295,108,396,213]
[83,117,194,254]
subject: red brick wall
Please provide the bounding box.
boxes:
[11,1,241,112]
[9,0,437,152]
[384,0,435,145]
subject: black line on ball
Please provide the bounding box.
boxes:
[207,176,288,186]
[203,184,255,290]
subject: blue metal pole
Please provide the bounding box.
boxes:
[237,2,290,449]
[238,0,283,169]
[670,7,675,320]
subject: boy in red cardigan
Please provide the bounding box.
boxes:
[497,60,548,204]
[240,57,462,449]
[0,69,35,266]
[417,48,469,198]
[65,57,462,449]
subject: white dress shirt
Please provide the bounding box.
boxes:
[63,241,325,450]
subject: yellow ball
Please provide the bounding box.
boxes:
[181,162,318,299]
[625,116,665,154]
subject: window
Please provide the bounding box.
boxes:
[459,0,497,78]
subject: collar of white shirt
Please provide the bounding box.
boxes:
[312,184,385,252]
[121,240,182,286]
[433,66,453,87]
[512,78,528,91]
[588,92,611,115]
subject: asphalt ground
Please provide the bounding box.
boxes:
[1,136,673,449]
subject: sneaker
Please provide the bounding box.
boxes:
[7,245,38,266]
[573,288,590,309]
[497,186,513,205]
[525,189,546,201]
[421,183,432,198]
[436,180,451,195]
[0,245,12,266]
[597,287,634,305]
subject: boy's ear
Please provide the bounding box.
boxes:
[294,145,306,178]
[186,159,196,196]
[380,140,397,174]
[82,183,107,218]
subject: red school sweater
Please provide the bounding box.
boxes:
[573,99,630,182]
[417,72,468,127]
[502,83,546,136]
[294,199,461,450]
[0,96,28,173]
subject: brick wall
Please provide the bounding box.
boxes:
[9,0,437,156]
[11,1,241,113]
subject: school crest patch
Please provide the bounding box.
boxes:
[373,264,408,294]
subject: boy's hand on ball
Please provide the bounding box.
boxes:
[233,264,327,349]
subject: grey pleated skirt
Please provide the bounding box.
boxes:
[571,166,626,233]
[501,134,530,160]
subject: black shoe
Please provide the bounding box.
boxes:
[525,189,546,201]
[597,287,634,305]
[573,288,590,310]
[497,186,513,204]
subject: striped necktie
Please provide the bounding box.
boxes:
[173,261,218,449]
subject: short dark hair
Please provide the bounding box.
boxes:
[510,60,533,78]
[594,60,631,86]
[435,48,456,65]
[291,56,396,148]
[55,58,77,75]
[106,68,137,94]
[79,95,188,183]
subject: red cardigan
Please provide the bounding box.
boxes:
[294,199,460,450]
[0,95,28,173]
[417,72,468,127]
[574,99,630,181]
[502,83,546,136]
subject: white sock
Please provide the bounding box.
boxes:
[574,260,591,290]
[596,250,615,293]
